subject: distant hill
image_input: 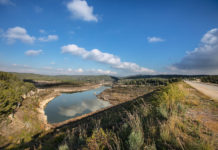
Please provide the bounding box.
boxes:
[12,72,119,83]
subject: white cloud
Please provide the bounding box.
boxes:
[4,26,35,44]
[61,44,155,74]
[25,49,43,56]
[147,36,164,43]
[38,34,58,42]
[171,28,218,74]
[50,61,56,65]
[0,0,14,5]
[76,68,84,73]
[66,0,98,22]
[95,69,116,75]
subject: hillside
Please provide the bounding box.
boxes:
[0,71,35,119]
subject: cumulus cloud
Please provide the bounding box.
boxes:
[61,44,155,74]
[147,36,164,43]
[4,26,35,44]
[38,34,58,42]
[66,0,98,22]
[65,67,116,75]
[171,28,218,74]
[0,0,14,5]
[25,49,43,56]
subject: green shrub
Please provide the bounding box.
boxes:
[126,112,144,150]
[58,143,69,150]
[0,71,35,117]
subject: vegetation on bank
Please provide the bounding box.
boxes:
[14,82,216,150]
[118,78,181,86]
[200,75,218,84]
[0,72,35,118]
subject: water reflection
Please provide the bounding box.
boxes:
[58,98,110,117]
[44,86,111,123]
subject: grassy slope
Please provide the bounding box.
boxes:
[12,82,217,150]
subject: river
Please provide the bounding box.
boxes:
[44,86,111,123]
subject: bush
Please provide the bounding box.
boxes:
[58,143,69,150]
[126,112,144,150]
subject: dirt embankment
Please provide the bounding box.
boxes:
[97,85,156,105]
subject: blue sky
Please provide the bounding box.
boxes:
[0,0,218,76]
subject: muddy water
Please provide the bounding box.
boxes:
[44,86,111,123]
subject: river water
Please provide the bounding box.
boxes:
[44,86,111,123]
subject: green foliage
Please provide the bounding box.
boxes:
[58,143,69,150]
[87,128,108,150]
[152,84,185,118]
[118,78,181,86]
[0,71,35,117]
[201,75,218,84]
[126,112,144,150]
[128,130,144,150]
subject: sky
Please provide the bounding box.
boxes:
[0,0,218,76]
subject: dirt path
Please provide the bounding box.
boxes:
[185,80,218,101]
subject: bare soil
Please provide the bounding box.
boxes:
[97,85,156,105]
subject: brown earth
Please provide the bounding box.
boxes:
[97,85,156,105]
